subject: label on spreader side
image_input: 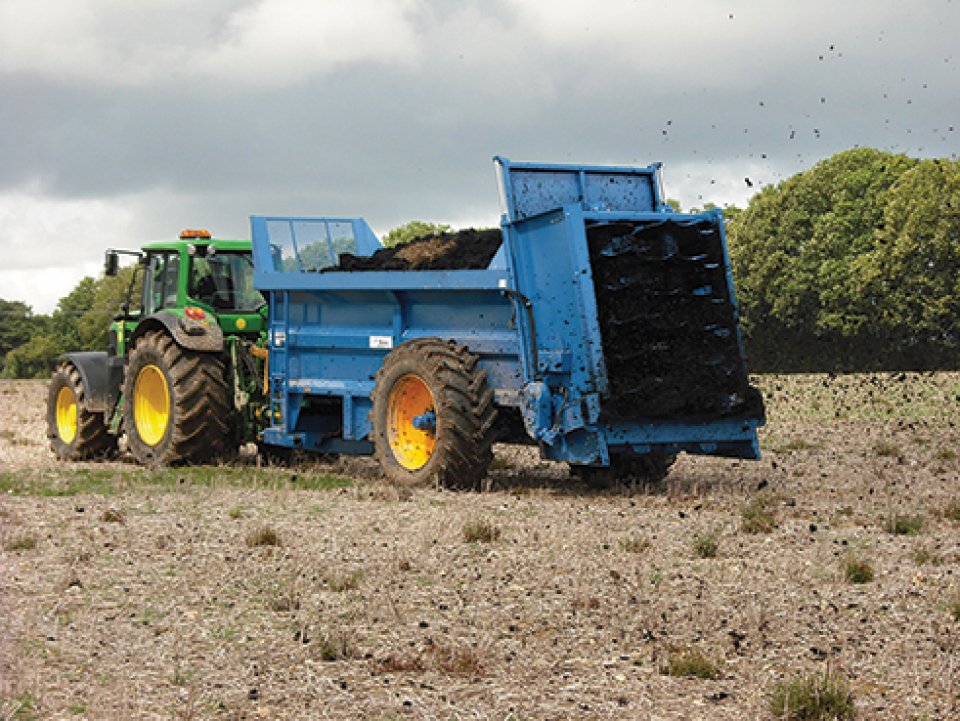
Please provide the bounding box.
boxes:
[369,335,393,350]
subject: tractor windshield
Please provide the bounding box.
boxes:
[189,252,264,311]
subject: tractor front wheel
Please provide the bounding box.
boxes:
[46,363,117,460]
[371,338,497,490]
[123,331,234,465]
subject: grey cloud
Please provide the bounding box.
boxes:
[1,0,957,312]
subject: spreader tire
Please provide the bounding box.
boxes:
[371,338,497,490]
[572,452,677,489]
[46,363,117,460]
[123,331,234,465]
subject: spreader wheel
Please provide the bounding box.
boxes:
[371,338,497,489]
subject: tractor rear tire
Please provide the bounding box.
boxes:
[572,452,677,489]
[123,331,234,466]
[46,363,118,460]
[371,338,497,490]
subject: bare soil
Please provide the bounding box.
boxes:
[2,374,959,720]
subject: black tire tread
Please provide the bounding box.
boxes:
[123,331,234,465]
[46,363,118,460]
[372,338,497,490]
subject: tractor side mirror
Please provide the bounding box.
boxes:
[104,251,119,277]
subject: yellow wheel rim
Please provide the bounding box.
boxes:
[387,375,436,470]
[134,365,170,447]
[56,386,77,444]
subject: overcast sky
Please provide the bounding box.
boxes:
[1,0,957,313]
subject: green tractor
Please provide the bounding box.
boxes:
[46,229,269,465]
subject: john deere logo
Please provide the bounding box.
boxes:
[236,318,247,330]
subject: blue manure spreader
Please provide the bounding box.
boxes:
[249,157,765,489]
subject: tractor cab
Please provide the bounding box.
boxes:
[186,244,264,315]
[104,229,266,342]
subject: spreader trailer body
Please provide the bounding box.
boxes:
[252,157,765,488]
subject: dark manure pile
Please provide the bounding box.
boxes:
[337,228,502,271]
[587,219,763,421]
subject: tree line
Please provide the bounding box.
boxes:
[0,268,136,379]
[726,148,959,372]
[2,149,958,377]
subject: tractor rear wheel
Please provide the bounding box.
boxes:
[123,331,234,465]
[371,338,497,490]
[571,452,677,489]
[46,363,117,460]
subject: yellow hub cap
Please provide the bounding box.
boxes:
[387,375,436,470]
[134,365,170,446]
[56,386,78,444]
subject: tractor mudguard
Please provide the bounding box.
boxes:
[61,351,123,413]
[130,311,225,353]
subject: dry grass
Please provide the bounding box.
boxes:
[740,492,778,534]
[244,524,281,547]
[769,669,856,720]
[950,591,960,622]
[325,569,363,592]
[943,498,960,523]
[661,647,721,680]
[842,554,875,584]
[2,534,37,552]
[885,512,924,536]
[692,528,721,559]
[2,374,960,719]
[461,518,501,543]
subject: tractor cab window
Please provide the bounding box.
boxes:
[143,252,180,314]
[189,252,264,311]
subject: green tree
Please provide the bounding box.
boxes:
[727,148,921,370]
[381,221,452,248]
[0,299,40,363]
[856,158,960,365]
[76,266,139,350]
[720,203,743,225]
[2,334,59,379]
[48,276,97,355]
[0,269,140,377]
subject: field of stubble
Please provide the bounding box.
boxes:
[1,374,959,720]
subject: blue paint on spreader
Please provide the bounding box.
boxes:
[250,157,764,468]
